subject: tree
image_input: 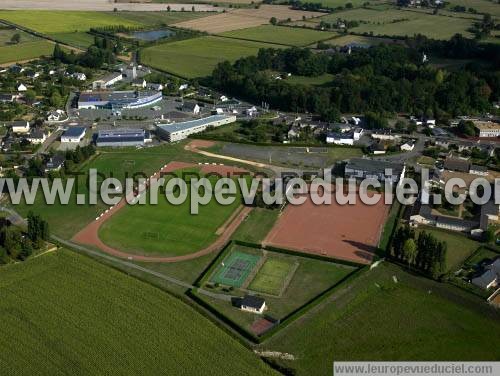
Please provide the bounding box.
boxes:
[167,5,171,11]
[10,33,21,44]
[270,17,277,25]
[403,238,418,268]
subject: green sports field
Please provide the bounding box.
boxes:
[211,251,261,287]
[262,262,500,375]
[0,250,276,375]
[219,25,336,47]
[0,39,54,64]
[248,257,295,295]
[140,36,283,78]
[98,170,243,257]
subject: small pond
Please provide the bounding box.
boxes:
[131,29,175,41]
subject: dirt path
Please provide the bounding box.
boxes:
[71,160,253,263]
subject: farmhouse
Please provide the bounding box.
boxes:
[61,127,86,143]
[344,158,405,183]
[96,129,148,147]
[474,120,500,138]
[10,120,30,134]
[92,72,123,89]
[157,115,236,142]
[78,91,162,109]
[239,295,266,314]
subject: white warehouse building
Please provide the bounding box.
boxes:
[156,115,236,142]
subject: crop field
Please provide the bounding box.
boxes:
[219,25,336,47]
[262,262,500,375]
[320,8,423,23]
[0,250,275,375]
[172,5,321,33]
[0,39,54,64]
[0,10,142,33]
[98,169,243,257]
[315,0,386,8]
[141,36,282,78]
[248,257,296,296]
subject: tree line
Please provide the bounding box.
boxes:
[391,225,448,279]
[0,212,50,264]
[209,36,498,121]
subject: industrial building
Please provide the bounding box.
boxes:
[156,115,236,142]
[77,90,162,110]
[96,129,149,147]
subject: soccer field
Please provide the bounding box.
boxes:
[98,171,243,257]
[140,36,283,78]
[0,250,276,375]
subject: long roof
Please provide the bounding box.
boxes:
[63,126,86,137]
[346,158,403,175]
[157,115,231,134]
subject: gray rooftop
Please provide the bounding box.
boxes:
[157,115,231,134]
[346,158,404,175]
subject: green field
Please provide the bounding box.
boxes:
[416,226,480,271]
[323,34,405,47]
[248,257,295,295]
[262,262,500,375]
[13,144,203,239]
[99,170,243,256]
[0,11,142,33]
[0,40,54,64]
[104,10,210,26]
[232,207,280,244]
[48,32,96,49]
[140,36,283,78]
[321,8,423,23]
[219,25,336,47]
[211,251,261,287]
[0,250,275,375]
[0,28,37,46]
[316,0,385,8]
[286,73,335,86]
[447,0,500,17]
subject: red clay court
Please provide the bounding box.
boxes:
[263,189,390,264]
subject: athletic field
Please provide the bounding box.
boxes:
[248,257,296,296]
[211,251,261,287]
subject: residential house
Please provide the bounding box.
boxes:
[26,128,46,144]
[474,120,500,138]
[371,129,401,141]
[353,128,363,141]
[72,72,87,81]
[148,83,164,91]
[182,102,200,115]
[61,126,86,143]
[47,109,65,122]
[239,295,266,314]
[443,156,470,172]
[344,158,405,183]
[469,164,488,176]
[472,258,500,290]
[17,83,27,92]
[10,120,30,134]
[0,93,16,103]
[45,154,65,172]
[371,141,386,155]
[92,72,123,89]
[326,132,354,145]
[132,78,147,88]
[400,140,415,151]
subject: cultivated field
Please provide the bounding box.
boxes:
[0,250,276,375]
[219,25,336,47]
[172,5,321,33]
[141,36,282,78]
[261,262,500,375]
[263,188,389,264]
[0,39,54,64]
[320,8,423,23]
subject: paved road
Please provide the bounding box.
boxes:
[0,205,234,302]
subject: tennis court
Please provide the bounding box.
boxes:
[211,251,261,287]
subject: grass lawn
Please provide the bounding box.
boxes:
[48,32,95,49]
[248,256,296,295]
[219,25,336,47]
[446,0,500,17]
[140,36,283,78]
[105,10,211,26]
[0,250,276,375]
[0,40,54,64]
[323,34,405,47]
[261,262,500,375]
[98,170,243,257]
[464,246,500,267]
[232,207,280,244]
[286,73,334,86]
[0,11,142,33]
[416,226,480,271]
